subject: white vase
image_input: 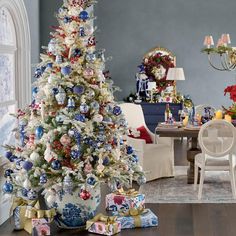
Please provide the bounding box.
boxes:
[45,184,101,229]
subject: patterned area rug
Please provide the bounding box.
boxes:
[139,166,236,203]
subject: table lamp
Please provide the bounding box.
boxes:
[166,68,185,97]
[147,81,156,103]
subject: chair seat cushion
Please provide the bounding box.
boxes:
[195,153,229,166]
[128,126,153,144]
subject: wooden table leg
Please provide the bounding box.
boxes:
[187,137,201,184]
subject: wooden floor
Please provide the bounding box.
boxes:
[1,140,236,236]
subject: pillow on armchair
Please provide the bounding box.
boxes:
[128,126,153,144]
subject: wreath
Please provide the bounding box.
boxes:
[143,52,175,92]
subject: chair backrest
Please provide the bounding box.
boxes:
[198,120,236,157]
[195,104,215,116]
[120,103,146,128]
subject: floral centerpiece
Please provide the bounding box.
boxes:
[223,85,236,119]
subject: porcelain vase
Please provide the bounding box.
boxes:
[45,184,101,229]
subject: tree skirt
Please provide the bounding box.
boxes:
[139,166,236,203]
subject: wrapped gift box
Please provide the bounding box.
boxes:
[86,214,121,236]
[115,208,158,229]
[105,189,145,212]
[32,218,50,236]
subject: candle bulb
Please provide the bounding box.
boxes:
[224,114,232,123]
[215,110,223,119]
[221,33,231,45]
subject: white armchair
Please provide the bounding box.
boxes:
[120,103,174,181]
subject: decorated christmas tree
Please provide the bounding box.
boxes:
[2,0,146,228]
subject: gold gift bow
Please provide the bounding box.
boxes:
[24,204,56,234]
[86,214,119,232]
[118,207,148,228]
[114,188,139,197]
[10,197,37,216]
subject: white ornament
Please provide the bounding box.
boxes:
[93,114,103,123]
[55,87,66,105]
[23,179,31,189]
[30,152,40,162]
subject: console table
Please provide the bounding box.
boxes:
[139,103,183,132]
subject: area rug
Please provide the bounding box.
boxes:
[139,166,236,203]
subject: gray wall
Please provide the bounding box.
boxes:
[40,0,63,48]
[38,0,236,108]
[95,0,236,108]
[23,0,40,76]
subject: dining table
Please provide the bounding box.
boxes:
[155,125,201,184]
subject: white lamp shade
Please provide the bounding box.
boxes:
[166,68,185,81]
[147,81,156,90]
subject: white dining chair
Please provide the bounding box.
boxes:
[194,120,236,200]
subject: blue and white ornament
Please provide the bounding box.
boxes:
[137,175,147,185]
[72,48,82,57]
[56,55,63,64]
[80,103,89,114]
[51,160,62,170]
[74,113,86,122]
[126,146,134,155]
[73,85,84,95]
[93,114,103,123]
[90,101,100,111]
[71,150,81,160]
[48,38,57,55]
[55,87,66,105]
[4,169,13,177]
[79,27,86,37]
[63,175,74,194]
[61,65,72,76]
[2,182,13,193]
[113,106,122,116]
[67,97,76,109]
[87,176,96,186]
[22,161,33,171]
[40,174,47,184]
[27,189,38,200]
[79,10,89,21]
[35,126,44,140]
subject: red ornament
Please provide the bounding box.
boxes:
[87,36,96,47]
[80,189,91,200]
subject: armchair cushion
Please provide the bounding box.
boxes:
[128,126,153,144]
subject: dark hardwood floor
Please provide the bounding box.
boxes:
[1,140,236,236]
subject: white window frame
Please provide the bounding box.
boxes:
[0,0,31,226]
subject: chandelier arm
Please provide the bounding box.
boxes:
[221,54,231,70]
[207,54,227,71]
[222,53,236,70]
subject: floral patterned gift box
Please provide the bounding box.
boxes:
[113,208,158,229]
[86,214,121,236]
[105,188,145,212]
[32,218,50,236]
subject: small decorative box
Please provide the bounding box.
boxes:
[32,218,50,236]
[105,188,145,212]
[114,208,158,229]
[86,214,121,236]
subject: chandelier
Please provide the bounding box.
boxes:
[202,34,236,71]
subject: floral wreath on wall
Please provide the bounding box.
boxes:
[143,49,176,92]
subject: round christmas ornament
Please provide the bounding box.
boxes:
[80,103,89,114]
[79,10,89,21]
[51,160,62,170]
[87,36,96,47]
[61,65,72,76]
[27,189,38,200]
[22,161,33,171]
[73,85,85,95]
[72,48,82,57]
[83,68,94,79]
[79,189,91,200]
[60,134,72,146]
[85,52,96,63]
[71,149,81,160]
[2,182,13,193]
[55,87,66,105]
[90,101,100,111]
[35,126,44,140]
[64,16,72,23]
[93,114,103,123]
[126,146,134,155]
[113,106,122,116]
[40,174,48,184]
[4,169,13,177]
[85,88,95,98]
[84,23,94,36]
[74,113,86,123]
[87,176,96,186]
